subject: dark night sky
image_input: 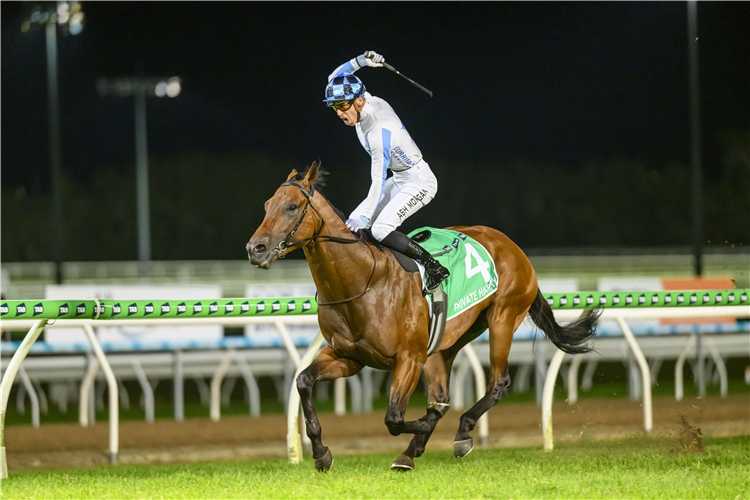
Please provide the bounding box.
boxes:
[2,1,749,191]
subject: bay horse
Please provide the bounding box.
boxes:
[246,161,598,471]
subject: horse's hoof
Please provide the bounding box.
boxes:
[390,454,415,471]
[454,438,474,458]
[314,448,334,472]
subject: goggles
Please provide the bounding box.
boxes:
[326,99,354,112]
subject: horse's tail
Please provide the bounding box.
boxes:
[527,288,600,354]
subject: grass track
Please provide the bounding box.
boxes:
[2,436,748,499]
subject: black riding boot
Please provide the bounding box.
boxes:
[381,231,450,290]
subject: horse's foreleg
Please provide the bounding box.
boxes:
[392,353,453,470]
[296,345,363,472]
[384,354,424,437]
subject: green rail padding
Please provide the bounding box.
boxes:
[1,289,747,321]
[544,289,749,309]
[0,297,318,320]
[95,298,317,319]
[0,300,99,320]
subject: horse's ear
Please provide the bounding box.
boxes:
[285,169,298,182]
[304,161,321,186]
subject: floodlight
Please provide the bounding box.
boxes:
[155,82,167,97]
[166,77,181,98]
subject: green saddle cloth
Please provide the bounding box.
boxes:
[407,227,499,321]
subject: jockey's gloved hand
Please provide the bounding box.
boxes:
[356,51,385,68]
[346,215,371,232]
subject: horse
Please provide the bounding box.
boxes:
[246,161,599,471]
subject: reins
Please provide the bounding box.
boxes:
[277,181,376,306]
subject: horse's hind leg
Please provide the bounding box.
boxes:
[391,352,454,470]
[454,302,528,458]
[296,345,363,472]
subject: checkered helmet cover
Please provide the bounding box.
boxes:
[323,73,366,103]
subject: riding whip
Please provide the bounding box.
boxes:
[365,52,434,98]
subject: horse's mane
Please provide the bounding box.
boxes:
[291,162,348,223]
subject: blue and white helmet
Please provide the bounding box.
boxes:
[323,73,366,104]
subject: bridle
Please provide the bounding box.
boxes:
[274,180,376,306]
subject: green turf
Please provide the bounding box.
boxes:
[2,436,748,499]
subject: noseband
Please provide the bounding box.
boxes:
[272,181,323,259]
[275,180,376,306]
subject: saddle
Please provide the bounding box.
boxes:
[360,228,447,357]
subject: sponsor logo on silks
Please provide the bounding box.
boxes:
[677,293,685,304]
[715,293,722,303]
[625,294,633,305]
[15,303,27,316]
[33,303,44,316]
[303,300,312,311]
[546,296,554,306]
[443,245,452,253]
[112,303,121,316]
[741,292,748,303]
[0,303,8,316]
[241,302,250,313]
[702,293,711,304]
[256,301,266,313]
[225,302,234,314]
[161,303,171,315]
[451,238,460,249]
[59,303,70,316]
[76,303,87,316]
[612,295,620,305]
[689,294,697,304]
[573,295,581,306]
[458,233,467,241]
[664,295,672,304]
[393,146,417,167]
[287,301,296,313]
[638,294,646,305]
[209,302,219,315]
[559,296,568,306]
[272,301,281,313]
[586,295,594,306]
[144,303,155,316]
[599,296,607,305]
[650,294,659,305]
[128,303,138,316]
[176,302,187,315]
[193,303,203,315]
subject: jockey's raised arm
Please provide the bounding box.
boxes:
[323,50,449,290]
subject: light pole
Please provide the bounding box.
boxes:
[96,74,182,277]
[22,2,85,284]
[687,0,703,277]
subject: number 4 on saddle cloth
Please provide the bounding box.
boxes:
[389,227,500,356]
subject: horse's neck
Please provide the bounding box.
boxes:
[304,198,376,302]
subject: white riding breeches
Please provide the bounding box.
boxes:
[356,163,438,242]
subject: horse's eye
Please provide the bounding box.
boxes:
[288,203,298,212]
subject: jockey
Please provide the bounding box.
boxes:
[323,50,449,291]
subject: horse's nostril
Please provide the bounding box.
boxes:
[254,244,266,254]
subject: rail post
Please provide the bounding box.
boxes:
[0,319,47,479]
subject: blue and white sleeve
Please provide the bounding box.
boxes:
[351,127,392,220]
[327,58,362,83]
